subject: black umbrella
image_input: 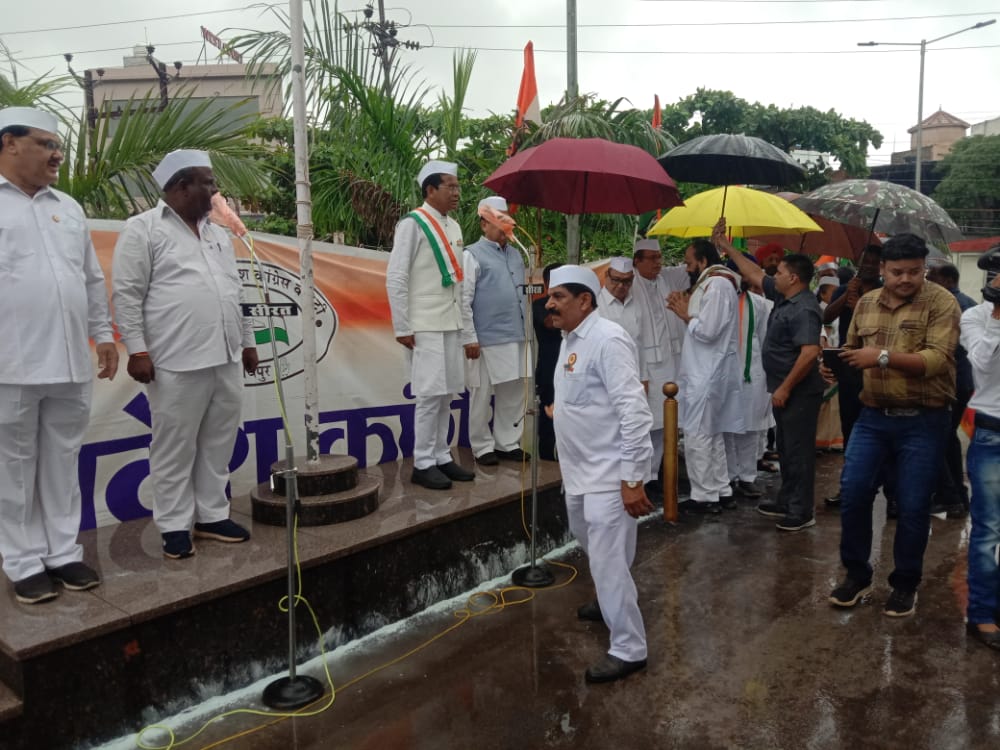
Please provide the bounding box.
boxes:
[657,134,805,186]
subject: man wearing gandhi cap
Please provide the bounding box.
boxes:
[630,237,690,493]
[112,149,258,560]
[545,264,653,684]
[597,257,649,390]
[460,195,529,466]
[0,107,118,603]
[386,159,475,489]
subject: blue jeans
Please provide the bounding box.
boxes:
[839,407,949,592]
[967,424,1000,624]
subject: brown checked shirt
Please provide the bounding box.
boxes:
[844,281,960,409]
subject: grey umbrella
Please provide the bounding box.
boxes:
[657,134,805,186]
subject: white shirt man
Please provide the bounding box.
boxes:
[667,242,745,513]
[597,256,648,385]
[547,264,653,684]
[386,160,475,490]
[112,150,257,559]
[460,196,528,466]
[0,107,118,603]
[631,238,689,473]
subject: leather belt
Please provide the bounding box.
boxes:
[881,407,921,417]
[975,411,1000,432]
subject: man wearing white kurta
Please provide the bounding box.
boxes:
[667,241,745,513]
[112,150,257,559]
[0,107,119,603]
[386,160,475,490]
[724,285,770,499]
[597,257,649,387]
[631,239,689,474]
[546,265,654,684]
[460,196,528,466]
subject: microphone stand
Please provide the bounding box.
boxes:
[235,237,322,709]
[509,242,555,588]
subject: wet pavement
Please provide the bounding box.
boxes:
[125,453,1000,750]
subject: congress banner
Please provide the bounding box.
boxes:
[83,225,471,528]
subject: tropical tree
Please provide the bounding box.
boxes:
[56,91,269,218]
[0,73,69,111]
[933,135,1000,238]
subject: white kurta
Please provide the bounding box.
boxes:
[633,266,689,431]
[460,243,528,456]
[676,273,745,436]
[112,202,254,534]
[385,204,466,469]
[553,312,652,663]
[597,287,648,379]
[0,177,113,582]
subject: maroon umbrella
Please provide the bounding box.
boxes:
[483,137,684,215]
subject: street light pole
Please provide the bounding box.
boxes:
[858,18,995,194]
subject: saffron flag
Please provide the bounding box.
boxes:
[652,94,661,130]
[515,41,542,128]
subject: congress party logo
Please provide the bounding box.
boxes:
[237,259,337,387]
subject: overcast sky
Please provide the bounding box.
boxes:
[3,0,998,167]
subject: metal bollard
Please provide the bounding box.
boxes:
[662,382,679,523]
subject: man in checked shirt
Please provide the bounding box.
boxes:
[828,233,960,618]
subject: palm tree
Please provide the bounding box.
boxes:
[230,0,477,248]
[58,91,269,218]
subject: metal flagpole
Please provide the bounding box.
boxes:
[262,0,323,710]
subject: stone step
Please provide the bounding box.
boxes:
[268,454,359,497]
[0,678,23,722]
[250,474,381,526]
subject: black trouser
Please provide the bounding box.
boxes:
[935,387,973,505]
[773,388,823,520]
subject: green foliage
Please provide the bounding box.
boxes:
[56,91,268,218]
[0,73,70,112]
[657,88,883,189]
[933,135,1000,238]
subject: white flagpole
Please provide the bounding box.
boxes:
[291,0,320,465]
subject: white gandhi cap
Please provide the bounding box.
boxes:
[549,265,601,299]
[0,107,59,134]
[633,238,660,255]
[152,149,213,189]
[609,257,633,273]
[478,195,509,213]
[417,160,458,186]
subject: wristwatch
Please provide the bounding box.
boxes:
[625,480,641,489]
[877,349,890,370]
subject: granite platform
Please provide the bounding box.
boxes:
[0,449,568,750]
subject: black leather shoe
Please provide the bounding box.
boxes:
[476,451,500,466]
[495,448,530,462]
[966,622,1000,651]
[719,495,737,510]
[13,572,58,604]
[437,461,474,482]
[584,654,647,684]
[411,466,452,490]
[824,494,841,508]
[577,600,603,622]
[47,562,100,591]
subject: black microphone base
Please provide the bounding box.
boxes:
[512,562,555,588]
[262,674,325,710]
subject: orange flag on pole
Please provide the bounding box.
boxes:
[652,94,662,130]
[507,42,541,157]
[515,41,542,128]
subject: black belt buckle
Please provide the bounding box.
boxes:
[882,407,920,417]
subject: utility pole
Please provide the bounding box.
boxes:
[565,0,581,263]
[357,1,421,96]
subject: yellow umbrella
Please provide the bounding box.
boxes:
[647,186,822,238]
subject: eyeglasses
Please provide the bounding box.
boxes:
[439,183,461,193]
[607,275,634,286]
[25,136,63,152]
